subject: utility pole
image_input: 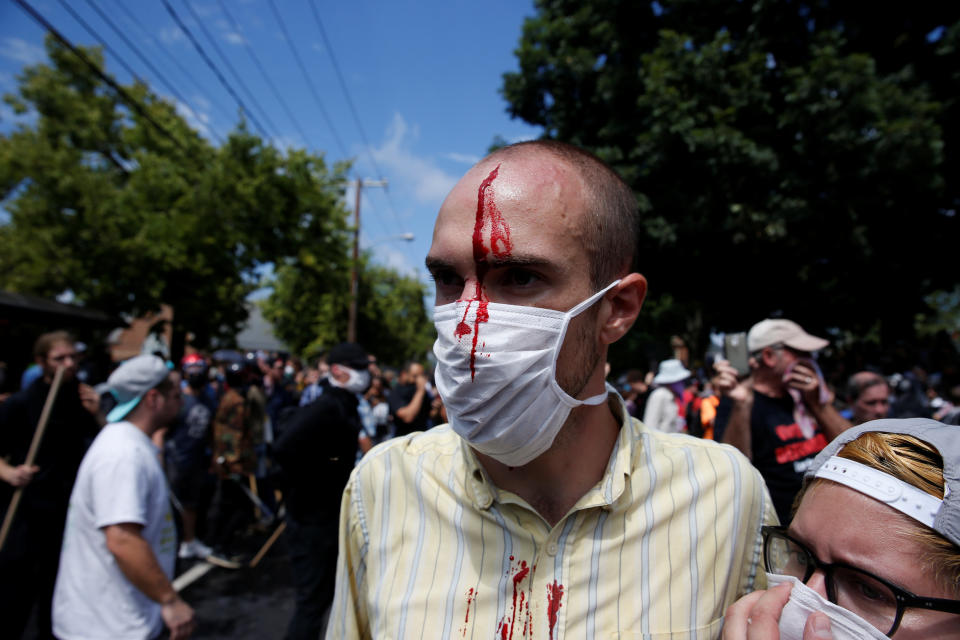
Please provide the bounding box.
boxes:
[348,177,388,343]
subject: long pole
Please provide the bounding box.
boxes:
[347,178,388,343]
[348,177,361,343]
[0,366,65,551]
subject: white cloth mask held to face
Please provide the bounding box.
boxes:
[330,367,371,395]
[433,280,619,467]
[765,573,889,640]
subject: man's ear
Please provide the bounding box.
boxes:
[599,273,647,345]
[759,347,778,368]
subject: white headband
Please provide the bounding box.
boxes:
[814,456,942,529]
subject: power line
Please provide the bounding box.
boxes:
[161,0,270,140]
[307,0,385,181]
[265,0,349,160]
[107,0,236,133]
[180,0,282,142]
[214,0,309,147]
[77,0,224,145]
[12,0,184,151]
[307,0,405,235]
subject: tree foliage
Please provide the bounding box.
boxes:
[502,1,959,361]
[262,252,434,365]
[1,36,430,361]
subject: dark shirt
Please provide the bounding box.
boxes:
[716,391,827,522]
[166,391,216,471]
[388,383,431,437]
[273,380,360,521]
[0,377,100,515]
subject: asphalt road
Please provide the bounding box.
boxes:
[178,525,301,639]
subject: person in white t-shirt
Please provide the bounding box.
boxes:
[53,355,195,640]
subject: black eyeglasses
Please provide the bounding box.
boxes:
[762,526,960,636]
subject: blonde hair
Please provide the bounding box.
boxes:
[797,432,960,595]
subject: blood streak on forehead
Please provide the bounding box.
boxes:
[453,164,513,380]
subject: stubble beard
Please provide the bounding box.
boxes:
[555,305,602,400]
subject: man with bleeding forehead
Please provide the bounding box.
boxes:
[327,141,775,639]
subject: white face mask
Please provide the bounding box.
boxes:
[765,573,889,640]
[330,366,371,395]
[433,281,619,467]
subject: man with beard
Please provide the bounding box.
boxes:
[0,331,102,638]
[326,141,775,638]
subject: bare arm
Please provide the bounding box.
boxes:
[394,375,427,424]
[104,523,195,639]
[714,360,754,460]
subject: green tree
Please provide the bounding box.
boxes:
[262,252,434,366]
[502,0,958,360]
[0,36,352,356]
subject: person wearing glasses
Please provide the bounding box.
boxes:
[723,418,960,639]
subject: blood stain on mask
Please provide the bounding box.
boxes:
[456,164,513,379]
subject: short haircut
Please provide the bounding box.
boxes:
[153,374,176,395]
[846,371,888,401]
[34,330,76,360]
[488,140,639,288]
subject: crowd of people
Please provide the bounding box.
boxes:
[1,139,958,639]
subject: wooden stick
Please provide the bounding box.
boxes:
[0,366,65,551]
[248,521,286,568]
[248,474,261,520]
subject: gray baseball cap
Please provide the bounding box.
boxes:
[805,418,959,548]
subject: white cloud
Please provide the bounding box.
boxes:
[224,32,246,45]
[270,135,302,154]
[171,96,212,138]
[442,152,481,165]
[159,27,184,44]
[0,38,45,65]
[371,113,458,205]
[372,244,418,278]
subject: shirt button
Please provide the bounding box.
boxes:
[546,542,558,556]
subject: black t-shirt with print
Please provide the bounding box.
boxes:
[717,391,827,523]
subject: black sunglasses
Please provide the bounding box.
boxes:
[762,526,960,636]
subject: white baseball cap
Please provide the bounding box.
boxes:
[747,319,828,353]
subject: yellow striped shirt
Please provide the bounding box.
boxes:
[327,394,776,639]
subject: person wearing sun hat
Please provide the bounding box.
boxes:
[52,355,196,640]
[714,318,853,522]
[643,358,692,432]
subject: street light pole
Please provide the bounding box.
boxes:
[348,177,388,343]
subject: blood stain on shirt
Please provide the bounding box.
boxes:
[496,557,532,640]
[547,581,565,640]
[460,587,476,637]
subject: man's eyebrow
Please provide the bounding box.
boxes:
[484,255,552,269]
[425,255,554,273]
[424,257,453,273]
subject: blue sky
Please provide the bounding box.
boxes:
[0,0,543,297]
